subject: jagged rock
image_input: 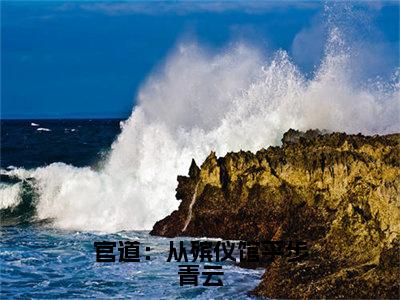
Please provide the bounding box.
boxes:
[150,129,400,298]
[188,159,200,179]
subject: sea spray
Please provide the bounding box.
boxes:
[1,25,399,231]
[182,181,200,232]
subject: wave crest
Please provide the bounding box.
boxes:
[1,26,399,231]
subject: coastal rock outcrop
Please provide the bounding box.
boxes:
[151,129,400,299]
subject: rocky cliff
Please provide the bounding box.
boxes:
[151,129,400,299]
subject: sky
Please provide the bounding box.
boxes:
[1,1,399,119]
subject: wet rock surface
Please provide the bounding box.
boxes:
[151,129,400,299]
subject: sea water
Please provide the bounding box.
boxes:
[0,120,263,298]
[1,227,263,299]
[1,28,399,232]
[1,22,399,298]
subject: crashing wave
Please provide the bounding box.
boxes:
[1,23,399,231]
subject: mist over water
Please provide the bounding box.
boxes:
[2,12,399,231]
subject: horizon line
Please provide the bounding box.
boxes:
[1,116,128,121]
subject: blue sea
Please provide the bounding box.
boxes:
[0,120,263,299]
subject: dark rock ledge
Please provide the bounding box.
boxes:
[151,129,400,299]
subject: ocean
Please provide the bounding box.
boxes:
[1,20,399,298]
[0,120,263,299]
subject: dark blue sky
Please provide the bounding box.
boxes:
[1,1,399,119]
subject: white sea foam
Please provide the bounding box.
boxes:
[1,26,399,231]
[31,122,40,127]
[37,127,51,132]
[0,182,22,209]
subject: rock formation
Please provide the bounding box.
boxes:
[151,129,400,299]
